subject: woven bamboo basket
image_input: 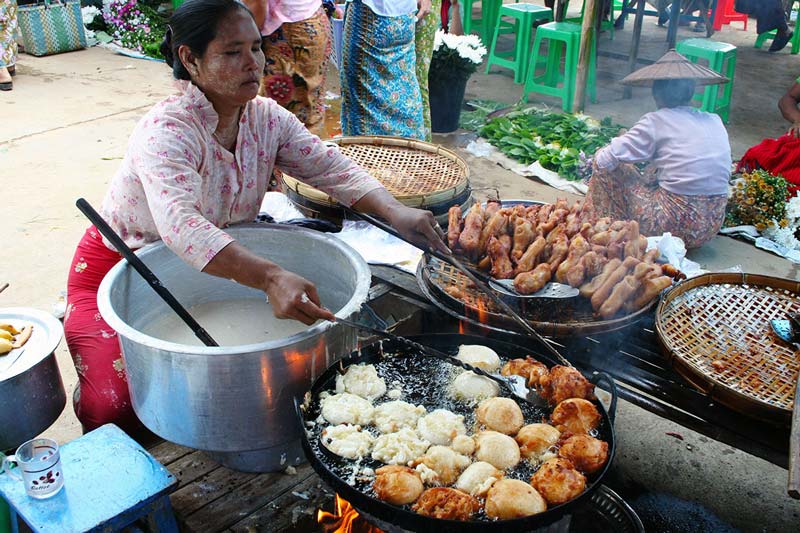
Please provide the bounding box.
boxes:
[656,273,800,424]
[282,136,471,224]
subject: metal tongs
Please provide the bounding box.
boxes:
[335,317,542,406]
[341,208,573,367]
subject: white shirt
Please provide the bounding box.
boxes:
[594,107,731,196]
[362,0,416,17]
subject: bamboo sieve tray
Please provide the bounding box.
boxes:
[656,273,800,424]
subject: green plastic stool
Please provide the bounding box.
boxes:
[676,38,736,123]
[565,0,617,40]
[485,4,554,83]
[462,0,509,46]
[522,21,597,111]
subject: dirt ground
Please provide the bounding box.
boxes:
[3,2,800,530]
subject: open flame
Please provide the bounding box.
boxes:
[317,494,384,533]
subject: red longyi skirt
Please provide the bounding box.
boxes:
[64,226,149,437]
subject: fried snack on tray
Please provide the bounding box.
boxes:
[373,466,424,505]
[485,479,547,519]
[538,365,596,405]
[0,324,33,354]
[445,198,683,317]
[412,487,480,521]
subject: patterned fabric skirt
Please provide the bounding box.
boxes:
[259,8,331,137]
[586,163,728,249]
[0,0,18,69]
[340,0,425,140]
[64,227,150,437]
[415,0,442,141]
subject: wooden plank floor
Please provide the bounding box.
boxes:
[148,441,335,532]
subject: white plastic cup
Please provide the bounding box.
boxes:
[2,438,64,499]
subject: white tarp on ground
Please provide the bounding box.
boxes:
[465,139,588,196]
[720,225,800,264]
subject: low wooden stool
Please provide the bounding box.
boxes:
[0,424,178,533]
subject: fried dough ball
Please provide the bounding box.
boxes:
[413,445,472,486]
[371,428,431,465]
[320,393,373,426]
[485,479,547,519]
[412,487,480,521]
[373,400,426,434]
[530,457,587,505]
[475,397,524,435]
[551,398,601,435]
[558,434,609,474]
[456,345,501,372]
[500,357,550,388]
[538,365,595,405]
[417,409,467,446]
[335,363,386,400]
[373,465,424,505]
[450,371,500,402]
[451,434,475,456]
[516,423,561,460]
[454,461,503,497]
[320,424,374,460]
[474,431,521,470]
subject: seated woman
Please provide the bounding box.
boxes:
[64,0,447,438]
[738,78,800,194]
[586,51,731,249]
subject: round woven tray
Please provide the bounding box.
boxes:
[655,273,800,424]
[282,136,470,210]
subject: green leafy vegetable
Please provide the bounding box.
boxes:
[478,108,624,182]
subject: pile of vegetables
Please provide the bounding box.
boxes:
[478,108,624,182]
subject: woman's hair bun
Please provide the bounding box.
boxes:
[160,25,175,67]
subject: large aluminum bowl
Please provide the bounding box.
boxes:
[97,224,370,471]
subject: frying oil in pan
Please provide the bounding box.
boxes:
[306,349,607,522]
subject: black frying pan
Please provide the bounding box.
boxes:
[297,333,617,533]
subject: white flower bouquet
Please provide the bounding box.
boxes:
[429,30,488,83]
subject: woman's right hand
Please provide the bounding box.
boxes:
[265,268,336,325]
[790,121,800,138]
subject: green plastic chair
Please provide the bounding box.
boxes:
[485,3,554,83]
[754,0,799,54]
[565,0,617,40]
[676,38,736,123]
[462,0,509,46]
[522,22,597,111]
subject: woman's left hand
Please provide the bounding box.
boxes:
[416,0,432,21]
[387,205,449,254]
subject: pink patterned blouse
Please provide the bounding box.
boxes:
[100,80,381,271]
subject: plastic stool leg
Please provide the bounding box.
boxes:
[755,30,775,49]
[145,496,179,533]
[514,13,533,83]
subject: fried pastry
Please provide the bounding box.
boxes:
[458,203,484,260]
[530,457,587,505]
[447,205,462,250]
[538,365,596,405]
[374,465,424,505]
[558,434,609,474]
[488,235,514,279]
[512,218,535,263]
[501,357,549,388]
[516,423,561,460]
[597,274,641,319]
[417,409,467,446]
[551,398,601,435]
[479,212,509,254]
[474,431,521,470]
[412,487,480,521]
[515,236,547,274]
[413,445,471,486]
[456,344,501,372]
[475,397,524,435]
[513,263,551,295]
[485,479,547,519]
[454,461,503,497]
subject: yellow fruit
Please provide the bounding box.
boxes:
[0,330,12,341]
[0,338,13,355]
[0,323,20,335]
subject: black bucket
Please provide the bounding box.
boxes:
[429,74,468,133]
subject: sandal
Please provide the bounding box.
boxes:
[0,81,12,91]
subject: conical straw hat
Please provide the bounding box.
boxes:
[621,50,729,87]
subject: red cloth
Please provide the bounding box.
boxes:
[64,227,149,437]
[738,134,800,195]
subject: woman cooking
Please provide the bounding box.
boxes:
[585,50,732,249]
[64,0,447,438]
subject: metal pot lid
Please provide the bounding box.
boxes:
[0,307,63,381]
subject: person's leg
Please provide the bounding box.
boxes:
[64,228,150,439]
[646,189,727,248]
[259,9,331,136]
[415,0,442,141]
[585,163,648,221]
[0,0,18,91]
